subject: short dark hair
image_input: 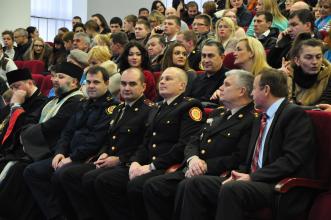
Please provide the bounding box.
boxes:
[177,30,197,46]
[123,67,146,84]
[26,26,37,39]
[111,32,129,46]
[110,17,123,27]
[59,27,69,33]
[73,23,86,32]
[194,14,211,27]
[258,68,288,98]
[124,14,138,26]
[136,19,151,31]
[139,8,149,14]
[202,39,224,55]
[2,30,14,40]
[149,34,166,47]
[87,66,109,82]
[187,1,199,9]
[85,20,100,32]
[289,9,315,31]
[63,31,75,42]
[255,11,273,23]
[291,37,324,58]
[73,16,82,21]
[165,15,181,27]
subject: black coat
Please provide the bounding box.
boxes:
[103,96,156,165]
[54,92,118,162]
[0,89,47,159]
[184,102,255,175]
[131,94,205,169]
[241,100,315,183]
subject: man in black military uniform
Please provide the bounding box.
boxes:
[89,67,205,220]
[49,67,156,220]
[0,62,84,220]
[143,69,256,220]
[23,66,118,220]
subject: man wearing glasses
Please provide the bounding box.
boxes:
[192,14,213,51]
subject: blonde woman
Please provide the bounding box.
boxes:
[215,17,238,55]
[222,9,246,39]
[233,36,270,75]
[25,37,52,71]
[246,0,288,36]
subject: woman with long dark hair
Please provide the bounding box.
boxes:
[91,13,111,34]
[119,41,157,100]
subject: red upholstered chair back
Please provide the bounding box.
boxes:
[153,72,161,84]
[306,110,331,183]
[23,60,45,75]
[14,60,25,69]
[306,110,331,220]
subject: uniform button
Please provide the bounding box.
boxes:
[152,144,156,148]
[152,156,156,160]
[111,146,116,151]
[207,139,212,143]
[201,149,206,154]
[166,121,170,124]
[112,136,116,139]
[153,132,156,136]
[127,129,131,132]
[227,133,231,136]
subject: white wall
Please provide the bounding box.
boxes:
[0,0,31,31]
[87,0,155,21]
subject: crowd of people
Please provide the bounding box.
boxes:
[1,0,331,219]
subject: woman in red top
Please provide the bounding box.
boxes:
[119,41,157,101]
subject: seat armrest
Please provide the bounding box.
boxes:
[275,178,328,193]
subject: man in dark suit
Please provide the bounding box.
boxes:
[91,67,205,220]
[143,69,256,220]
[176,68,315,220]
[186,40,228,103]
[51,67,156,220]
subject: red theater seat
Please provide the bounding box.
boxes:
[23,60,45,75]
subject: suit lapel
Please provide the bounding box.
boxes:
[261,100,288,165]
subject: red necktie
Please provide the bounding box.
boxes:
[250,113,268,173]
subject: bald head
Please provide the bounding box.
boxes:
[165,7,179,17]
[159,67,188,99]
[290,1,310,13]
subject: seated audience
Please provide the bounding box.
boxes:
[24,37,52,71]
[146,34,166,72]
[225,0,252,27]
[215,17,238,55]
[135,19,151,46]
[0,42,17,84]
[73,23,86,33]
[109,17,123,33]
[222,9,246,39]
[13,28,32,61]
[2,30,16,59]
[315,0,331,31]
[91,13,111,34]
[124,14,138,41]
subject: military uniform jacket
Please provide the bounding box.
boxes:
[130,94,205,170]
[0,89,47,158]
[54,91,118,162]
[104,96,155,165]
[184,102,255,175]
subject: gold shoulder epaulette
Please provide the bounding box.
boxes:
[144,99,156,107]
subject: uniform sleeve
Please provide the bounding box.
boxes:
[153,102,206,169]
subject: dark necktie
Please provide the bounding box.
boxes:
[250,113,268,173]
[117,105,130,123]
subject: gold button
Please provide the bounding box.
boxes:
[152,144,156,148]
[112,136,116,139]
[227,133,231,136]
[207,139,211,143]
[153,132,156,136]
[201,149,206,154]
[111,146,116,151]
[134,108,138,111]
[128,129,131,132]
[166,121,170,124]
[152,156,156,160]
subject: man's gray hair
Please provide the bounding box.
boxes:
[14,28,28,37]
[74,32,91,45]
[225,69,254,98]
